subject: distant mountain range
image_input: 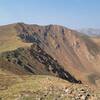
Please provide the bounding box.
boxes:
[78,28,100,36]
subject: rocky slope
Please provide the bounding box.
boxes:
[0,23,100,99]
[0,75,99,100]
[0,43,81,83]
[0,23,100,85]
[15,23,100,85]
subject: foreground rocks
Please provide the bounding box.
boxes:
[0,75,100,100]
[11,87,99,100]
[33,84,99,100]
[6,84,99,100]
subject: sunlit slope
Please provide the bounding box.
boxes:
[0,24,32,53]
[0,23,100,86]
[0,74,99,100]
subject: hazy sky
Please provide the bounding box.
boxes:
[0,0,100,29]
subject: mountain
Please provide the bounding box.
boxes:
[0,23,100,99]
[0,43,81,83]
[0,23,32,53]
[78,28,100,36]
[16,23,100,85]
[0,23,100,86]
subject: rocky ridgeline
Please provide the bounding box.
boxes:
[30,43,82,83]
[0,43,81,83]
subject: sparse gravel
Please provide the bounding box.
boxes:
[8,84,99,100]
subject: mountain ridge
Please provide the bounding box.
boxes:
[0,23,100,99]
[0,23,100,86]
[78,28,100,36]
[0,43,81,83]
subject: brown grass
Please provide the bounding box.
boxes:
[0,74,70,100]
[0,25,32,53]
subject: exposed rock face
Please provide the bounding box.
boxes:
[14,23,100,85]
[0,23,100,85]
[0,43,81,83]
